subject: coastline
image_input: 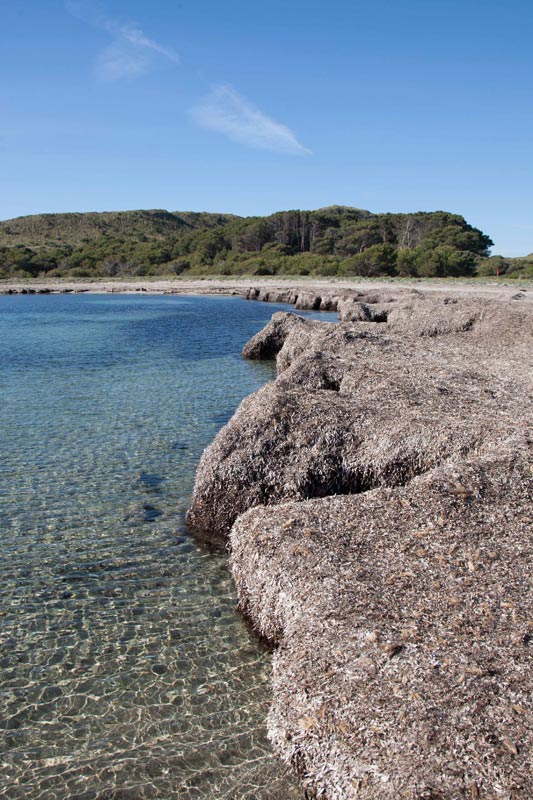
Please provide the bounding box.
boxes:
[187,287,533,798]
[2,275,533,302]
[5,279,532,796]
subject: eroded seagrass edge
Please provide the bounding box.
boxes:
[187,290,533,799]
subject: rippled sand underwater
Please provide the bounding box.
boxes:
[0,294,323,799]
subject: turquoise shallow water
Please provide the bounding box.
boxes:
[0,294,335,800]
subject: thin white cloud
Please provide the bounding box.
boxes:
[114,22,178,62]
[191,85,311,156]
[65,1,178,81]
[96,42,149,81]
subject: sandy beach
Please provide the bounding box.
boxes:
[2,275,533,302]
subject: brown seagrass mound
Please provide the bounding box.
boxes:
[187,295,533,542]
[186,290,533,798]
[241,312,314,360]
[229,436,533,799]
[239,284,421,317]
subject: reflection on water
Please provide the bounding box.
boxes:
[0,294,338,799]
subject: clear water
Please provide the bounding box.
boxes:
[0,294,335,800]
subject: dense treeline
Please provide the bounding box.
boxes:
[475,254,533,279]
[0,205,526,279]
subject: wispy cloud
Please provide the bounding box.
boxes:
[65,1,178,80]
[191,85,311,155]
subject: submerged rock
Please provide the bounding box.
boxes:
[137,471,165,492]
[124,502,164,523]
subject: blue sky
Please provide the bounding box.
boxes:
[1,0,532,255]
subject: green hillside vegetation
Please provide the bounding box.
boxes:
[476,253,533,279]
[0,210,237,248]
[0,205,520,280]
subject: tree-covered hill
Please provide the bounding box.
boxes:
[0,204,519,279]
[0,209,237,248]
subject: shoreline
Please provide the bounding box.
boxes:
[1,275,533,302]
[187,288,533,798]
[5,279,533,796]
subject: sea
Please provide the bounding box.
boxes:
[0,293,335,800]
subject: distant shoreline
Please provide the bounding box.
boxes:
[1,276,532,302]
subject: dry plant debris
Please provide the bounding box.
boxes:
[187,289,533,798]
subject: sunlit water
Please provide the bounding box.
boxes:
[0,294,335,800]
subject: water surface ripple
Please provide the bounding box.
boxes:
[0,294,333,800]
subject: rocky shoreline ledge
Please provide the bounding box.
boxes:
[1,276,531,303]
[187,288,533,799]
